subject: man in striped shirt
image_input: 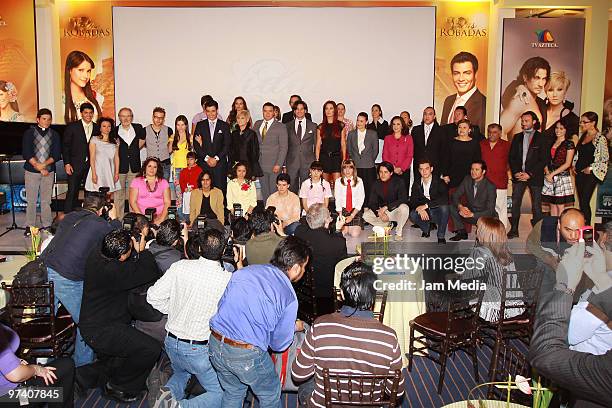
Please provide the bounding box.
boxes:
[291,261,405,407]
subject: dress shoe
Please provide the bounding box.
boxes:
[438,238,446,244]
[389,221,398,230]
[507,230,519,239]
[24,226,31,237]
[430,223,437,231]
[411,223,420,228]
[449,231,468,241]
[103,382,143,403]
[421,231,430,238]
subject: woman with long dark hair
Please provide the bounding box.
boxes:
[169,115,193,220]
[226,96,250,132]
[542,117,575,216]
[315,100,347,184]
[63,50,103,123]
[85,117,120,194]
[367,103,390,140]
[574,111,609,224]
[129,157,171,224]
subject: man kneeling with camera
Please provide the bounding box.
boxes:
[79,230,162,403]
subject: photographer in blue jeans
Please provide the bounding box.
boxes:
[147,229,233,408]
[209,236,311,407]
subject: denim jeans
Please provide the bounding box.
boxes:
[409,205,449,239]
[172,168,188,222]
[47,267,94,367]
[162,162,171,183]
[208,334,281,408]
[164,335,223,408]
[284,221,301,236]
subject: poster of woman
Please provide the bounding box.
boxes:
[499,18,585,141]
[63,50,104,123]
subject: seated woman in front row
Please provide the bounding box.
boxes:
[299,161,332,212]
[226,161,257,218]
[334,159,365,238]
[129,156,171,225]
[362,161,409,241]
[189,170,225,232]
[0,323,75,408]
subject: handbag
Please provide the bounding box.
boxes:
[271,323,310,392]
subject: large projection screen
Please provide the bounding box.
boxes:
[113,6,435,125]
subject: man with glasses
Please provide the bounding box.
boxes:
[143,107,173,181]
[113,107,146,219]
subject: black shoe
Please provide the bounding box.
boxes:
[449,231,468,241]
[24,226,31,237]
[507,230,519,239]
[103,383,142,403]
[411,224,420,228]
[421,231,430,238]
[430,223,437,231]
[389,221,398,230]
[438,238,446,244]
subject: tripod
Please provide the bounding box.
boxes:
[0,155,26,237]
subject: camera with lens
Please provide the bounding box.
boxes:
[90,187,113,220]
[266,206,281,226]
[167,206,178,221]
[233,203,243,218]
[122,213,145,242]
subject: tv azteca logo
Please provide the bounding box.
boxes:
[531,29,559,48]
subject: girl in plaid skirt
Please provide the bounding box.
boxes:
[542,119,575,215]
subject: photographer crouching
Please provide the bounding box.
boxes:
[41,194,121,368]
[78,230,162,403]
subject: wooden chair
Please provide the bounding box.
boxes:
[1,282,75,359]
[408,294,482,393]
[478,268,544,350]
[486,341,531,404]
[333,288,388,323]
[322,368,403,407]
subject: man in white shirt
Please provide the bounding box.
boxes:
[147,229,233,408]
[440,51,486,132]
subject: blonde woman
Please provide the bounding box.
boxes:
[334,160,365,238]
[542,72,579,142]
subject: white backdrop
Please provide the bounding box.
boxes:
[113,6,435,126]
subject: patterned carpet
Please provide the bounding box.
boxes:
[75,341,528,408]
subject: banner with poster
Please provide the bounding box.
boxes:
[57,1,114,124]
[434,2,489,133]
[595,20,612,219]
[499,18,585,142]
[0,0,37,123]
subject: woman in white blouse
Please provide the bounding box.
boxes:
[334,159,365,238]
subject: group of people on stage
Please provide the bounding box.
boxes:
[22,89,610,243]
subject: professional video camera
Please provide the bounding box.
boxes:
[167,206,178,221]
[233,203,244,218]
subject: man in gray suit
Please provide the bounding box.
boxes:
[347,112,379,204]
[285,100,317,194]
[254,102,288,201]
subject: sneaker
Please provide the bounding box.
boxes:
[449,231,468,241]
[153,387,179,408]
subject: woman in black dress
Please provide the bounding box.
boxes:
[315,100,347,185]
[442,118,481,189]
[229,110,263,179]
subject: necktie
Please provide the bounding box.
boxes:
[209,121,216,142]
[262,121,268,142]
[346,180,353,212]
[425,125,431,144]
[297,120,303,140]
[473,183,478,198]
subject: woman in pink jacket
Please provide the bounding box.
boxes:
[382,115,413,194]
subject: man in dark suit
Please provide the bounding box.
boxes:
[286,100,317,194]
[530,242,612,408]
[254,102,288,201]
[507,111,551,239]
[193,100,231,196]
[113,107,145,219]
[63,102,99,213]
[449,160,497,241]
[442,106,483,141]
[412,107,447,183]
[295,203,347,317]
[441,51,486,132]
[281,94,312,124]
[409,159,450,243]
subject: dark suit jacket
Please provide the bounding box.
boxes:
[367,120,390,141]
[62,120,99,171]
[282,111,312,124]
[451,175,497,219]
[440,88,487,132]
[294,226,347,298]
[193,119,231,167]
[368,176,407,212]
[229,128,263,177]
[409,177,449,209]
[529,289,612,408]
[286,118,317,171]
[411,122,446,174]
[509,130,551,186]
[113,123,145,174]
[346,129,379,169]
